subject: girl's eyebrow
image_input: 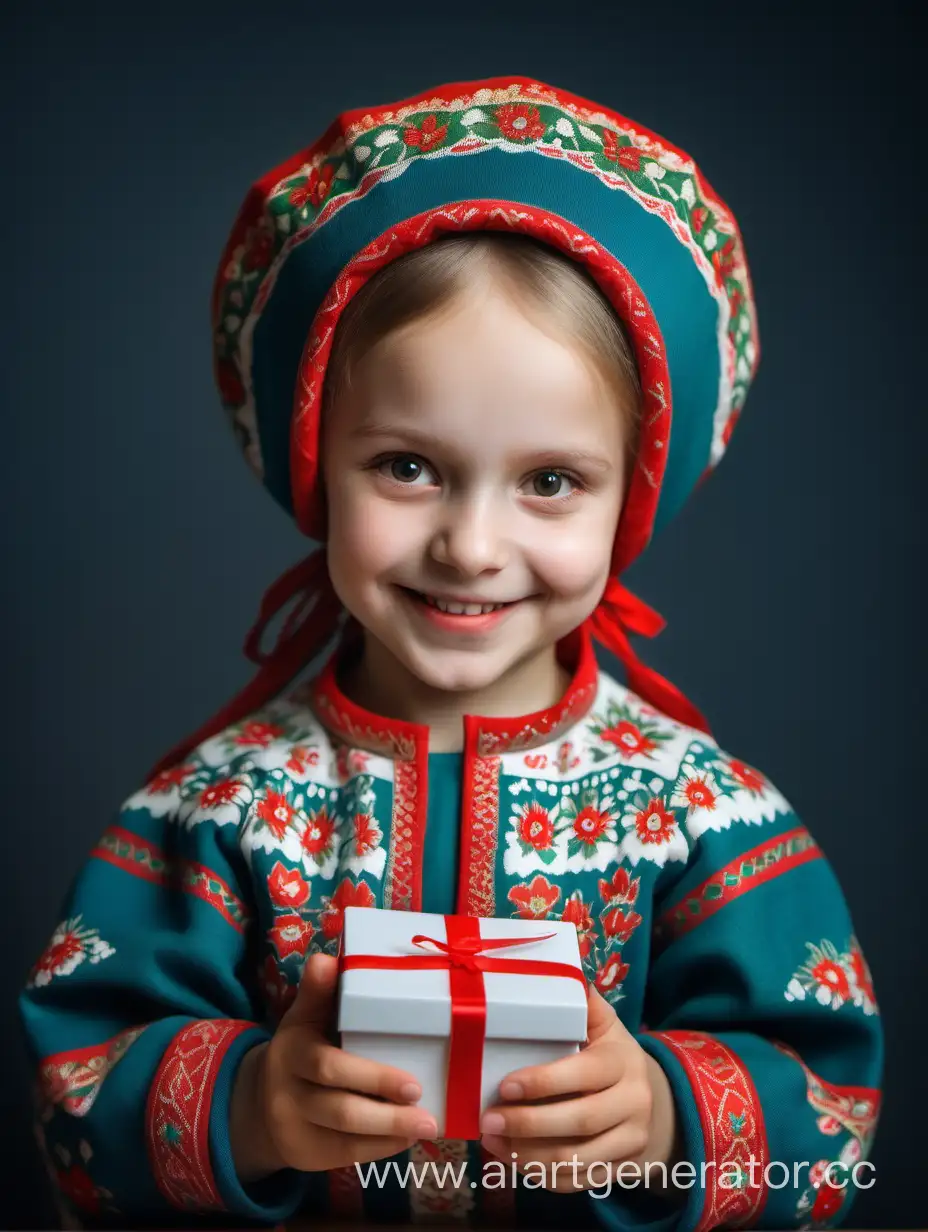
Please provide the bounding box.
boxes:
[349,423,613,473]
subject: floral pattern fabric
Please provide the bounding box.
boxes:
[19,648,882,1232]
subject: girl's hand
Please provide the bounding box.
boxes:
[479,984,683,1196]
[230,953,437,1181]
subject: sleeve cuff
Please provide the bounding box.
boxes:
[634,1031,767,1232]
[147,1019,308,1222]
[209,1025,310,1221]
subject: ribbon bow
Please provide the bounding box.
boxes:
[410,930,557,972]
[146,547,709,781]
[588,576,710,733]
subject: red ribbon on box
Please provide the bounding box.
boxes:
[340,914,588,1139]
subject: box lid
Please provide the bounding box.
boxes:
[338,907,588,1042]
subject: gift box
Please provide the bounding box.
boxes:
[337,906,589,1140]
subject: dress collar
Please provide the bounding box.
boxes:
[305,622,600,759]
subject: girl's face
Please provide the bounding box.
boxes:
[321,278,630,698]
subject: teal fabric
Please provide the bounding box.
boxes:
[421,751,464,915]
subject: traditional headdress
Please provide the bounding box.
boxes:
[150,75,759,777]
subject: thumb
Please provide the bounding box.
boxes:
[584,982,620,1044]
[281,950,339,1032]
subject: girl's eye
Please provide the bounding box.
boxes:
[378,454,436,485]
[530,469,580,500]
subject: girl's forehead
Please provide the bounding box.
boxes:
[352,300,616,410]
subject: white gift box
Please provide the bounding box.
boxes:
[337,906,588,1139]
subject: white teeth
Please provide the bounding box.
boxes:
[422,594,505,615]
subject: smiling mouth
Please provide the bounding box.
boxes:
[400,587,519,616]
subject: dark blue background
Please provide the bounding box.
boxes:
[4,2,921,1228]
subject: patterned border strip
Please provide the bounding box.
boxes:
[215,78,755,446]
[146,1019,254,1211]
[654,826,821,949]
[458,749,501,918]
[383,750,428,912]
[647,1030,769,1231]
[38,1026,147,1117]
[92,826,252,933]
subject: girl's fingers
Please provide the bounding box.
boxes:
[292,1038,424,1105]
[295,1080,438,1139]
[483,1084,627,1141]
[497,1037,625,1103]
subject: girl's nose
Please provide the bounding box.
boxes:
[429,498,508,576]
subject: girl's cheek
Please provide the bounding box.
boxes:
[339,498,425,567]
[527,519,616,594]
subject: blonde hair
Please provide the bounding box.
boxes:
[321,231,642,469]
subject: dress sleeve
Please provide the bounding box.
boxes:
[592,738,883,1232]
[18,762,310,1229]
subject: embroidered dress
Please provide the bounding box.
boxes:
[20,624,882,1230]
[20,75,883,1231]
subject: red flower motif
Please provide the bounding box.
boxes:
[301,805,336,859]
[269,914,313,960]
[595,954,629,993]
[148,763,194,794]
[690,205,709,233]
[561,895,594,957]
[598,866,640,906]
[198,778,244,810]
[573,806,612,845]
[35,932,83,981]
[811,958,852,1002]
[848,944,876,1006]
[268,862,310,909]
[403,114,448,149]
[234,721,284,748]
[810,1176,846,1221]
[286,744,319,775]
[633,798,677,845]
[320,878,376,938]
[495,103,546,143]
[601,721,657,758]
[258,790,295,841]
[602,908,643,944]
[336,745,370,782]
[260,954,296,1019]
[56,1164,102,1214]
[519,805,554,849]
[524,753,547,769]
[353,813,380,856]
[603,129,644,172]
[508,875,561,919]
[728,758,764,792]
[682,776,717,810]
[289,163,335,209]
[711,237,736,288]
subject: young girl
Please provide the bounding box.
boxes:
[20,76,883,1232]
